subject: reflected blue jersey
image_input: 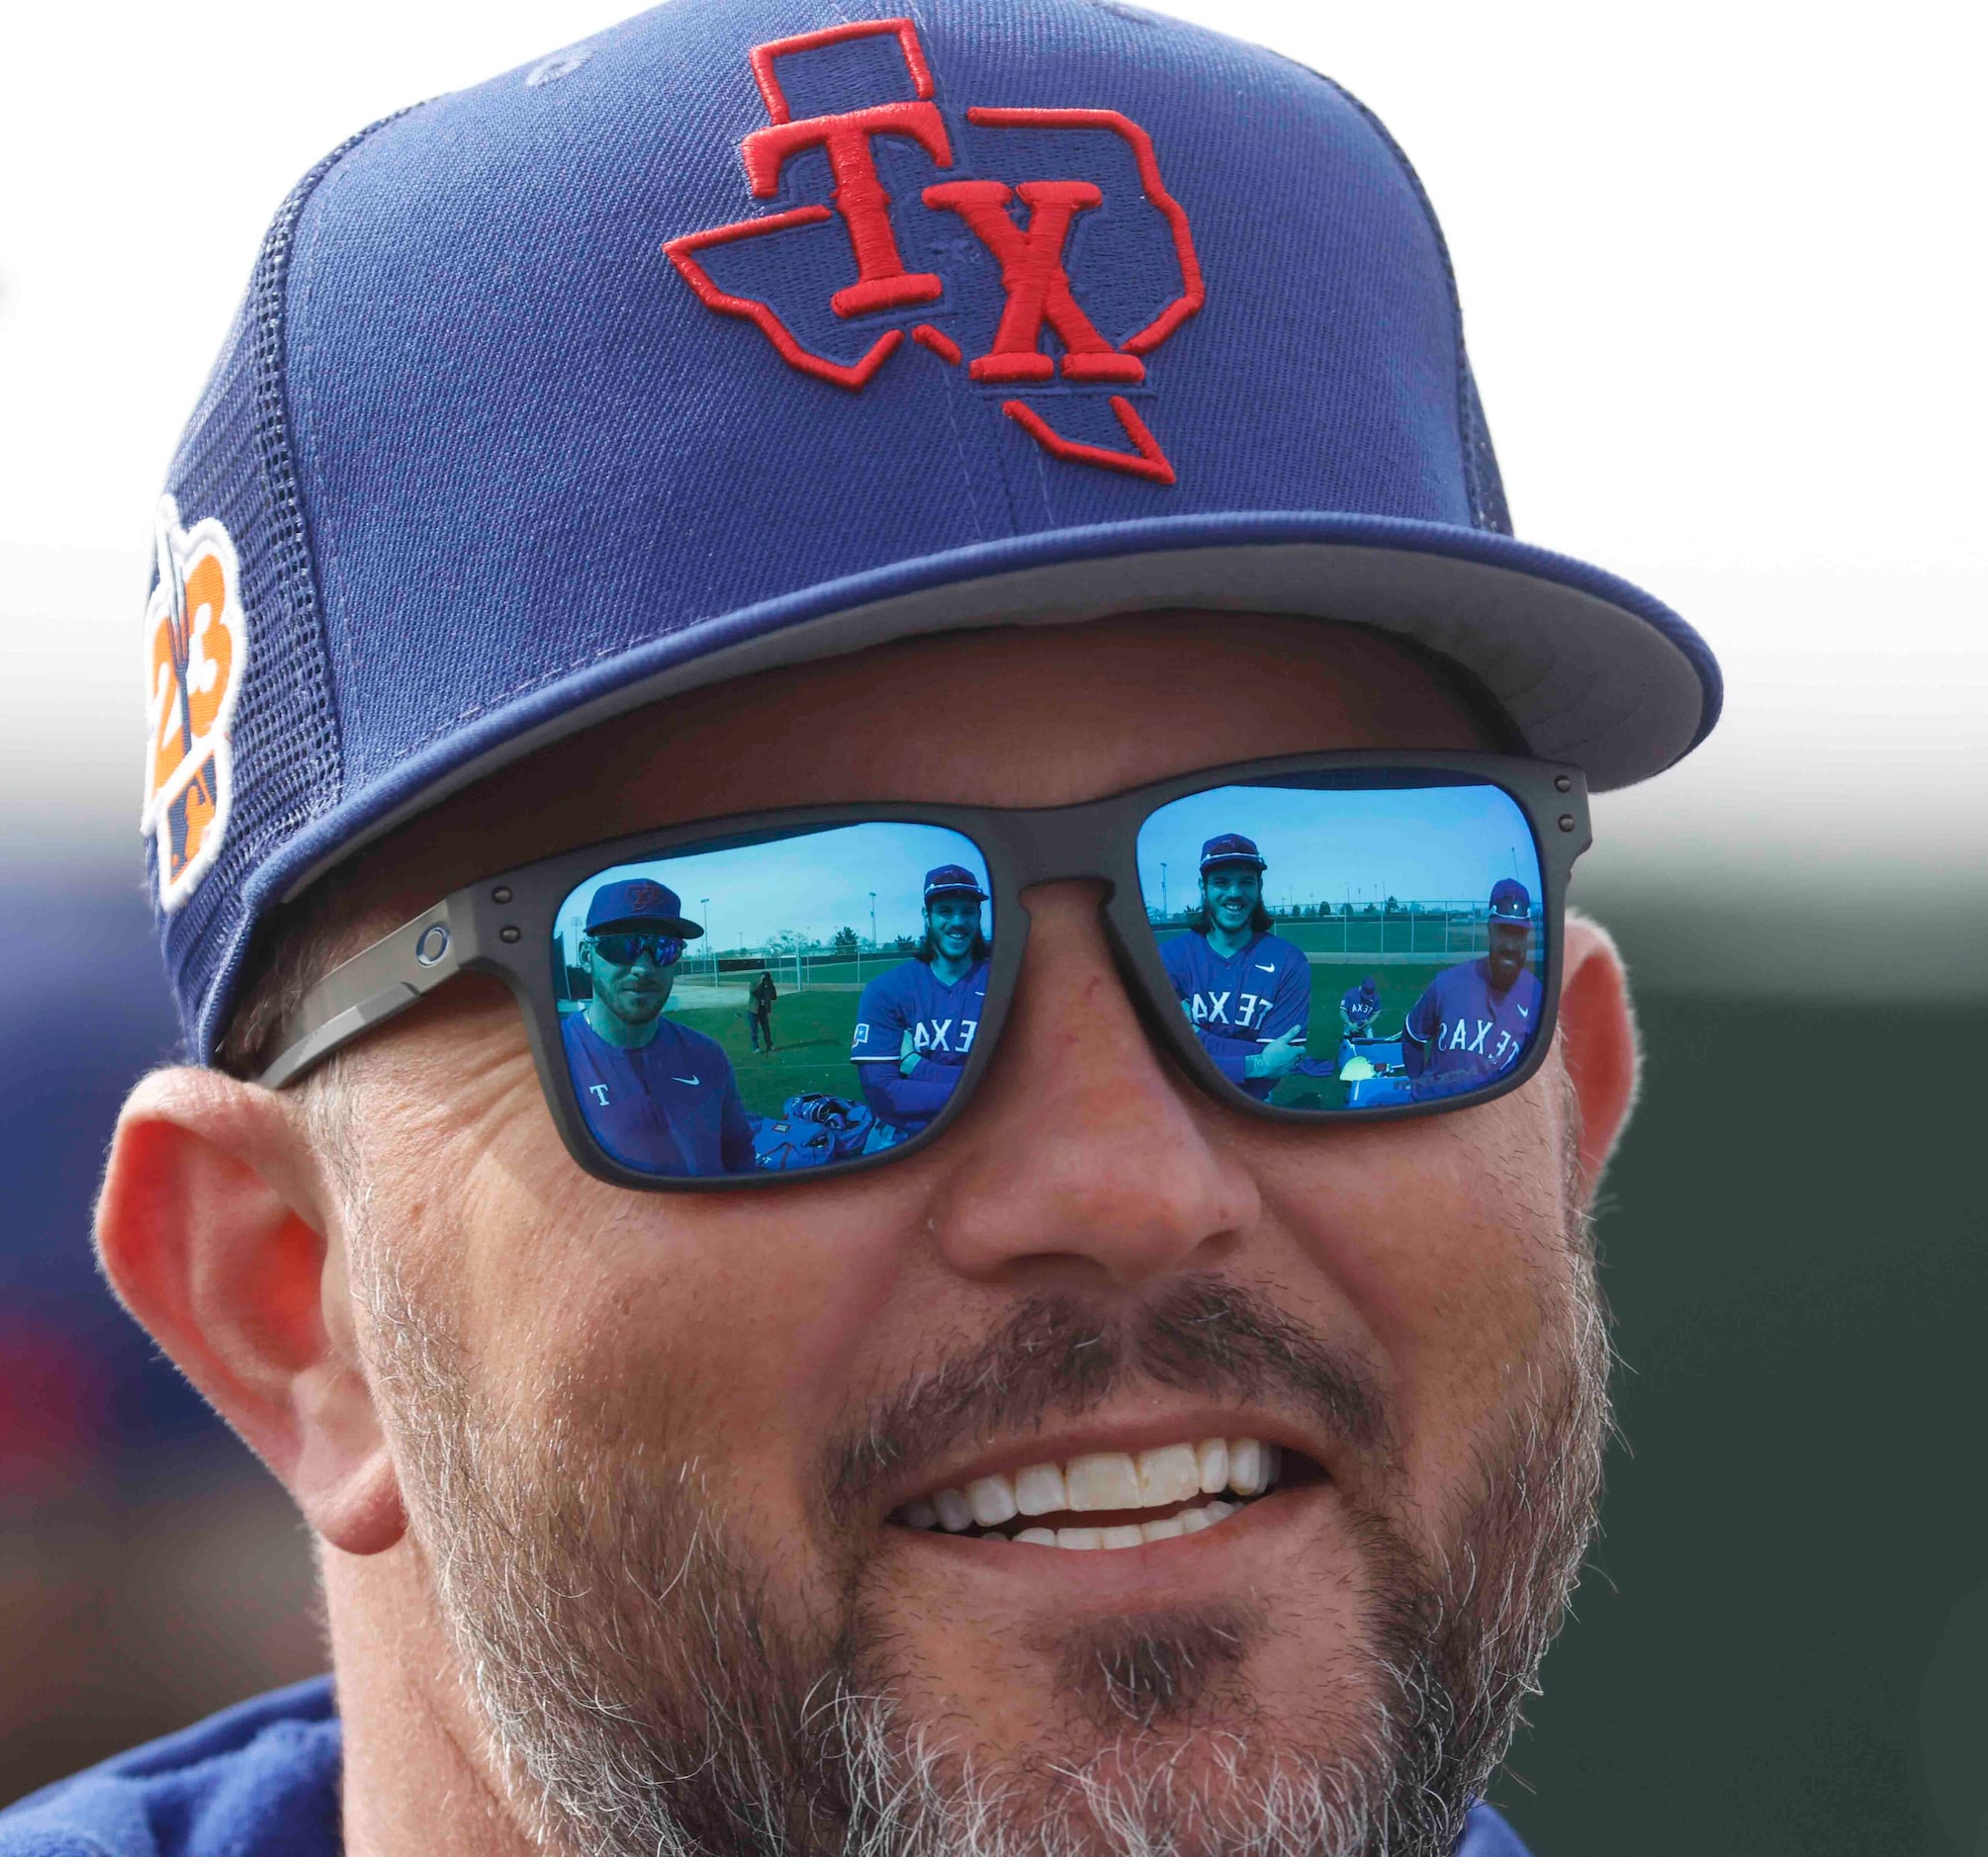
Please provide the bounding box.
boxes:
[1160,928,1310,1101]
[1402,958,1542,1095]
[850,956,990,1135]
[562,1010,756,1177]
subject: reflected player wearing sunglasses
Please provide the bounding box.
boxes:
[562,879,755,1178]
[56,3,1719,1856]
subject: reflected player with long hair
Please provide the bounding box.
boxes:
[849,864,992,1146]
[1161,833,1310,1101]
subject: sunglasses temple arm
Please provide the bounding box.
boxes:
[256,898,466,1091]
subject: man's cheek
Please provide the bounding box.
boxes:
[1254,1105,1567,1485]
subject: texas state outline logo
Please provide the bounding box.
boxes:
[666,18,1205,485]
[142,495,249,912]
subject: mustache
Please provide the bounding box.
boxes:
[822,1275,1390,1526]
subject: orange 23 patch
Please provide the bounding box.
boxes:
[142,496,250,912]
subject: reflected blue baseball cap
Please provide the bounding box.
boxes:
[1200,833,1266,873]
[586,879,702,936]
[146,0,1720,1061]
[923,864,989,902]
[1488,878,1533,921]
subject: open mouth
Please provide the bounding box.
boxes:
[890,1437,1301,1550]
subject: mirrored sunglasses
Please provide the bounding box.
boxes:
[256,752,1588,1190]
[587,932,686,968]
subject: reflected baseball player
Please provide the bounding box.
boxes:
[1340,975,1383,1037]
[849,865,991,1145]
[1161,833,1310,1100]
[1401,878,1542,1099]
[562,879,756,1177]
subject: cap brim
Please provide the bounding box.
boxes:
[590,918,703,939]
[272,511,1719,910]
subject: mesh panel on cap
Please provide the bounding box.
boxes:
[152,117,410,1053]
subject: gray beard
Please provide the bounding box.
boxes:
[359,1223,1606,1857]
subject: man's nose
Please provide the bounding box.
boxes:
[924,882,1261,1286]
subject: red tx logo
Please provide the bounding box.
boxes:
[665,19,1205,486]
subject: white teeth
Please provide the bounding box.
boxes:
[933,1488,974,1533]
[1014,1461,1068,1516]
[901,1437,1287,1534]
[1140,1515,1185,1543]
[1136,1443,1202,1508]
[1100,1525,1146,1549]
[1065,1451,1142,1511]
[966,1474,1019,1527]
[1016,1527,1057,1547]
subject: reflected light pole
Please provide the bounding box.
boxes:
[701,898,711,976]
[869,891,877,948]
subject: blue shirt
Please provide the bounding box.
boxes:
[0,1678,1536,1854]
[1402,957,1543,1097]
[850,957,989,1135]
[562,1009,756,1177]
[1160,928,1310,1100]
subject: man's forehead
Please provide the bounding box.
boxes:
[320,611,1489,943]
[412,615,1474,844]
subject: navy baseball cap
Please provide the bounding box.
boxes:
[923,864,989,903]
[1488,878,1533,922]
[145,0,1721,1062]
[586,879,703,936]
[1200,833,1267,873]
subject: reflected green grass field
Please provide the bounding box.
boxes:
[669,990,864,1118]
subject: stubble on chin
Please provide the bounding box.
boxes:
[339,1094,1607,1857]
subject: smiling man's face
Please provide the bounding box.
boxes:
[310,614,1612,1857]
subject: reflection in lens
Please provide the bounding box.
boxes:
[1157,829,1310,1101]
[553,826,991,1178]
[1136,779,1546,1112]
[848,861,992,1147]
[1399,876,1540,1101]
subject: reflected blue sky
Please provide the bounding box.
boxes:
[1137,783,1541,913]
[560,823,990,954]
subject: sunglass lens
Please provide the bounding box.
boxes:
[555,824,993,1179]
[1135,775,1547,1111]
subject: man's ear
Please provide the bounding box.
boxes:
[1557,911,1642,1194]
[95,1067,406,1555]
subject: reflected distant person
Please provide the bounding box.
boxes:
[849,865,990,1146]
[1340,975,1383,1038]
[749,968,777,1054]
[1162,833,1310,1101]
[1402,878,1542,1099]
[563,880,755,1176]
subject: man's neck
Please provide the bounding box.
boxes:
[930,949,973,985]
[1206,922,1253,959]
[327,1546,534,1857]
[585,1000,662,1047]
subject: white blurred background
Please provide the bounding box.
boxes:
[4,0,1982,990]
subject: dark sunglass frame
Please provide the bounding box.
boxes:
[258,752,1591,1192]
